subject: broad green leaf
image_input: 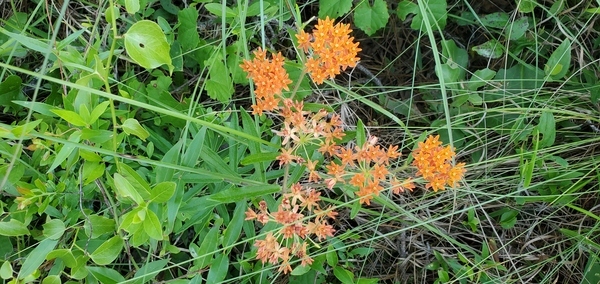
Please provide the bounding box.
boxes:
[326,245,338,266]
[353,0,389,36]
[468,68,496,91]
[333,266,355,284]
[178,8,200,51]
[240,152,279,166]
[479,12,509,28]
[48,131,81,173]
[89,101,110,125]
[536,109,556,147]
[356,119,366,147]
[42,219,65,240]
[85,215,116,238]
[11,119,42,137]
[41,275,61,284]
[113,173,144,204]
[122,118,150,141]
[0,75,22,110]
[87,266,126,284]
[90,235,124,265]
[544,39,571,80]
[51,109,88,127]
[204,3,236,17]
[150,182,176,203]
[125,0,140,14]
[143,209,163,240]
[472,39,504,59]
[517,0,535,13]
[124,20,173,73]
[118,163,152,200]
[206,253,229,283]
[0,219,29,236]
[508,17,529,40]
[291,264,311,276]
[397,1,419,20]
[0,261,12,280]
[131,259,168,284]
[17,239,58,280]
[500,210,518,229]
[82,160,105,185]
[207,184,280,204]
[192,218,222,269]
[319,0,353,18]
[46,249,77,268]
[223,201,246,248]
[205,57,234,103]
[410,0,447,31]
[12,101,57,116]
[0,28,51,55]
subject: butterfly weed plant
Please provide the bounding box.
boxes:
[241,17,466,275]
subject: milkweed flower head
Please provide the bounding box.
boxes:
[240,48,292,115]
[296,17,361,84]
[412,135,466,191]
[245,183,337,274]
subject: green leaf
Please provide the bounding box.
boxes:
[507,17,529,41]
[0,219,29,236]
[192,218,223,269]
[544,39,571,80]
[0,261,12,280]
[500,210,518,229]
[46,249,77,268]
[85,215,116,238]
[143,209,164,240]
[125,0,140,14]
[397,1,419,21]
[0,28,51,55]
[124,20,173,73]
[536,109,556,147]
[114,173,144,204]
[11,119,42,137]
[48,130,81,172]
[479,12,509,28]
[51,109,88,127]
[0,75,22,110]
[89,101,110,125]
[42,219,65,240]
[468,68,496,91]
[88,266,126,284]
[207,184,280,204]
[178,8,200,51]
[131,259,168,284]
[90,235,124,265]
[206,253,229,283]
[18,239,58,280]
[240,152,279,166]
[205,57,234,103]
[410,0,447,31]
[517,0,535,13]
[326,245,338,266]
[150,182,176,203]
[356,119,366,146]
[472,39,504,59]
[82,160,105,185]
[319,0,353,18]
[333,266,355,284]
[204,3,236,17]
[223,201,246,248]
[122,118,150,141]
[353,0,389,36]
[42,275,61,284]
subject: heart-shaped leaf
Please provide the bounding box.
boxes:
[124,20,173,73]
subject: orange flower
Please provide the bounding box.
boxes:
[412,135,466,192]
[297,17,361,84]
[240,48,292,114]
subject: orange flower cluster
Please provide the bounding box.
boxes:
[245,183,337,274]
[412,135,466,192]
[274,98,345,178]
[324,136,414,205]
[296,17,361,84]
[240,48,292,115]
